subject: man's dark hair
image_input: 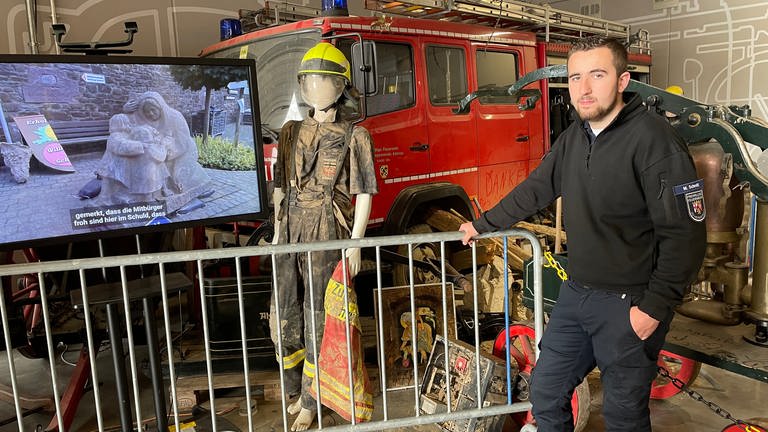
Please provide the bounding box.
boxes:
[567,35,628,75]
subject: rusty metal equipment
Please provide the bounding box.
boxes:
[629,81,768,347]
[676,140,748,326]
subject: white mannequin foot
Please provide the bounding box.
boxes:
[291,408,315,431]
[287,399,302,415]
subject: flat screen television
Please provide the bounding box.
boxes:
[0,55,267,250]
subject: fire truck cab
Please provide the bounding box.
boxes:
[200,1,651,235]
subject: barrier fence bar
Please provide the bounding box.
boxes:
[0,229,542,431]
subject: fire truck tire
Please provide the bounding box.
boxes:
[651,350,700,400]
[492,323,590,431]
[392,224,442,286]
[383,183,474,236]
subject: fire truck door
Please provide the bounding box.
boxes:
[423,41,478,187]
[349,39,428,221]
[473,46,532,210]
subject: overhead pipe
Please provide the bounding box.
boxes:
[24,0,39,54]
[50,0,61,54]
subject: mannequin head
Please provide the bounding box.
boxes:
[297,42,351,114]
[300,74,345,111]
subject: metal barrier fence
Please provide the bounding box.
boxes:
[0,229,544,432]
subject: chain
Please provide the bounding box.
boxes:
[542,251,568,281]
[657,365,760,431]
[538,258,757,429]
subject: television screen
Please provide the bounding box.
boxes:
[0,55,267,250]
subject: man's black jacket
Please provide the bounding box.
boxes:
[474,93,707,322]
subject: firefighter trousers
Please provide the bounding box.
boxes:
[530,279,671,431]
[270,246,340,411]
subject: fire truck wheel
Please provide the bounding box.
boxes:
[651,350,700,400]
[492,323,590,432]
[392,224,442,286]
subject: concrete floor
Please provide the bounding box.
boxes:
[0,342,766,432]
[584,368,768,431]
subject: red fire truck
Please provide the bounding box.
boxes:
[198,5,716,430]
[200,0,652,239]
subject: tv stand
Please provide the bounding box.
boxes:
[70,271,192,432]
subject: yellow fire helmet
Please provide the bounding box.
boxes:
[298,42,351,83]
[665,85,684,96]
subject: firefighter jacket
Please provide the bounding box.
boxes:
[274,114,379,241]
[473,93,706,322]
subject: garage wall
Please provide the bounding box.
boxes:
[4,1,768,116]
[540,0,768,118]
[616,0,768,118]
[0,0,366,57]
[2,1,245,56]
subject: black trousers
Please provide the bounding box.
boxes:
[530,280,671,431]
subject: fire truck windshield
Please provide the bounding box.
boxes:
[207,30,321,134]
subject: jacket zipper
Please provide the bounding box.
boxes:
[585,136,595,171]
[583,125,597,171]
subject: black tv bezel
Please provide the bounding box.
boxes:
[0,54,268,251]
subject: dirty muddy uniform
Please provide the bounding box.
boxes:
[270,115,377,410]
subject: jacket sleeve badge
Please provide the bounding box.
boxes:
[674,179,706,222]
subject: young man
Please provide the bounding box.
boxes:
[459,36,706,431]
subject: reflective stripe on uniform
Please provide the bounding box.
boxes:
[303,359,316,379]
[279,348,306,369]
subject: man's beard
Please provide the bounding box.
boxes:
[575,95,620,123]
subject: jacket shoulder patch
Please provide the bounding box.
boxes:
[673,179,706,222]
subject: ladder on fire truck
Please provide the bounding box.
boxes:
[242,0,649,55]
[364,0,650,54]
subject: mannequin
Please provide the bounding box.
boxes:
[269,42,378,431]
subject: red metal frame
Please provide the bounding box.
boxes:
[45,347,92,432]
[651,350,701,400]
[2,248,93,431]
[492,323,583,428]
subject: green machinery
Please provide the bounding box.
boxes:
[491,65,768,381]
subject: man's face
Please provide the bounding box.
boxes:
[567,46,630,129]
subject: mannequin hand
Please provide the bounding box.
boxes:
[272,188,285,245]
[629,306,659,340]
[345,247,361,279]
[271,221,281,245]
[459,222,478,245]
[344,193,371,279]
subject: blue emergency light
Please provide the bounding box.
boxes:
[321,0,349,16]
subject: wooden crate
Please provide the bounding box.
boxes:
[172,370,282,413]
